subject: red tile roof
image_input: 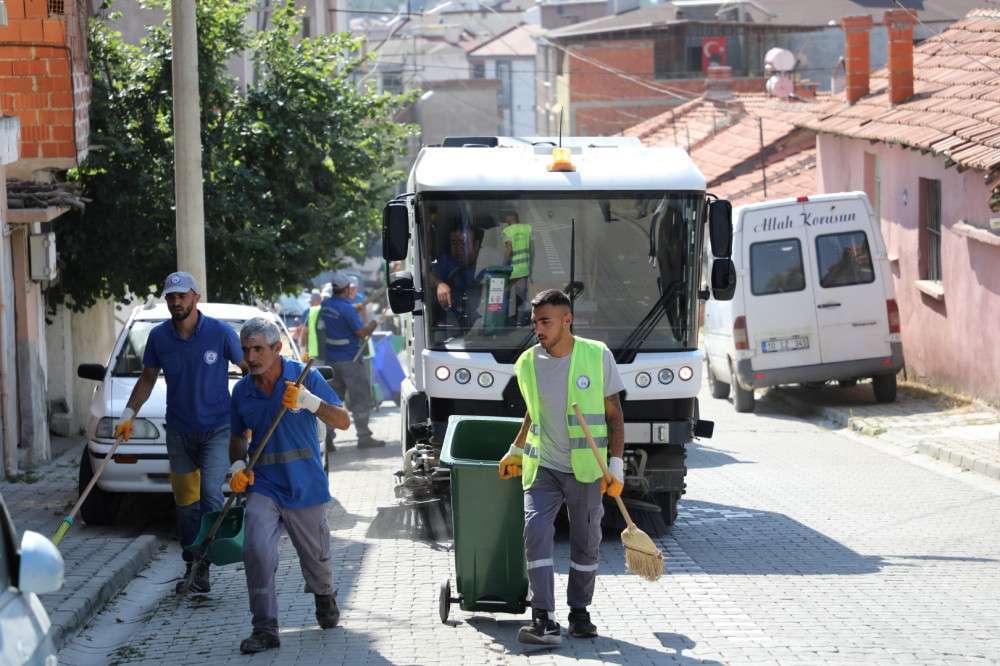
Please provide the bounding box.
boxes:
[711,147,817,207]
[623,97,743,151]
[805,9,1000,173]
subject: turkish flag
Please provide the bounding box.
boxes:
[702,36,727,71]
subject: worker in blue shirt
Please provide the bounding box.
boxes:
[113,271,247,594]
[318,273,385,448]
[227,317,351,654]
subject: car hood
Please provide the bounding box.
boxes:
[106,376,241,419]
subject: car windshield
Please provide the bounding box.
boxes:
[111,318,297,377]
[417,191,704,359]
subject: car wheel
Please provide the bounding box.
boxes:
[707,360,730,399]
[78,448,120,526]
[872,373,897,403]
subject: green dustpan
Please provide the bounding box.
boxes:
[188,506,246,566]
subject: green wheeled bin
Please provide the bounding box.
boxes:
[481,266,513,335]
[438,415,528,623]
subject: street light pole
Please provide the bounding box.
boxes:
[171,0,208,294]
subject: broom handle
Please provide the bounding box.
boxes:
[571,403,636,530]
[52,435,127,546]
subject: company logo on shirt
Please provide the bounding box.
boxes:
[204,350,219,365]
[576,374,590,390]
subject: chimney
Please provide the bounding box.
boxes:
[842,15,873,104]
[884,9,917,105]
[705,64,732,101]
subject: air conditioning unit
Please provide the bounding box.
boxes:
[29,232,58,281]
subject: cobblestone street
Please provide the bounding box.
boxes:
[59,387,1000,665]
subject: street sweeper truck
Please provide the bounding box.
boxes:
[380,136,736,535]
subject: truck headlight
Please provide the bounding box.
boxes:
[454,368,471,385]
[635,372,652,388]
[435,366,451,381]
[477,372,494,388]
[95,417,160,440]
[678,366,694,381]
[658,368,674,385]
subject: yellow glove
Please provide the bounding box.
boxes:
[114,408,136,442]
[498,443,523,480]
[600,456,624,497]
[230,467,254,493]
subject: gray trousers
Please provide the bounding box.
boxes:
[243,492,333,637]
[524,466,604,612]
[329,359,372,440]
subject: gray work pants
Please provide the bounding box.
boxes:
[523,466,604,612]
[329,359,372,440]
[243,492,333,637]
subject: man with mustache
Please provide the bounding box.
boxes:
[114,271,247,594]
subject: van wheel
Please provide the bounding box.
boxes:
[872,373,897,403]
[707,361,730,399]
[730,361,756,413]
[78,449,120,526]
[838,379,858,388]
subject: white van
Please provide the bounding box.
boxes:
[704,192,903,413]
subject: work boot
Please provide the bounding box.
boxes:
[517,608,562,645]
[315,594,340,629]
[175,561,210,594]
[239,630,280,654]
[568,608,598,638]
[357,437,386,449]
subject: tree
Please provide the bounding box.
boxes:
[51,0,413,309]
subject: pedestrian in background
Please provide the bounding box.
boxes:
[318,273,386,448]
[114,271,247,594]
[297,289,323,361]
[228,317,350,654]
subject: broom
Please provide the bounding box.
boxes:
[52,433,128,546]
[572,403,664,582]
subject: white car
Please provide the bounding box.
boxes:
[76,303,329,525]
[0,493,64,665]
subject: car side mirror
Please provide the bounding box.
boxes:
[708,199,733,258]
[77,363,106,381]
[711,258,737,301]
[316,365,335,382]
[387,271,421,314]
[17,531,64,595]
[382,201,410,262]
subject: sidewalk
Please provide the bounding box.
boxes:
[771,382,1000,481]
[0,436,166,650]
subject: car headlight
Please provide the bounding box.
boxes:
[435,366,451,381]
[678,365,694,381]
[658,368,674,385]
[477,372,494,388]
[95,417,160,440]
[635,372,652,388]
[454,368,471,385]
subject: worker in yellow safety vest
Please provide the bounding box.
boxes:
[297,289,324,361]
[501,210,533,326]
[498,289,626,646]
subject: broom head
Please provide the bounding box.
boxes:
[621,524,664,582]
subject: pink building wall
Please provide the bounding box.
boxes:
[817,134,1000,403]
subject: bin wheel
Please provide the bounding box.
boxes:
[438,579,451,624]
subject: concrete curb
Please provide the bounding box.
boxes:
[917,440,1000,482]
[770,389,856,429]
[48,533,163,651]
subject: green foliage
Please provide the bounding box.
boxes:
[51,0,414,309]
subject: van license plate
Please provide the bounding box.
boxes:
[761,336,809,353]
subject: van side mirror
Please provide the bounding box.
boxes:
[711,258,736,301]
[387,271,421,314]
[382,202,409,262]
[708,199,733,258]
[77,363,106,381]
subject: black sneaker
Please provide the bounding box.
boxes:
[315,594,340,629]
[239,630,280,654]
[174,561,210,594]
[358,437,386,449]
[517,609,562,645]
[568,608,597,638]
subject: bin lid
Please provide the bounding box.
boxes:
[440,415,524,467]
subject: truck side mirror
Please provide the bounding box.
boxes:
[708,199,733,258]
[77,363,106,381]
[387,271,420,314]
[382,202,409,262]
[711,258,736,301]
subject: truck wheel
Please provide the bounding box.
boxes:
[653,491,679,526]
[872,373,897,403]
[707,361,730,399]
[78,448,120,526]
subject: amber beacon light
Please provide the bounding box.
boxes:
[547,146,576,172]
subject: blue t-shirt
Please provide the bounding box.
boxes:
[230,358,341,509]
[319,296,364,362]
[142,312,242,435]
[433,255,482,317]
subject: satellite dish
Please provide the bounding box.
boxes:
[767,75,794,98]
[764,47,796,73]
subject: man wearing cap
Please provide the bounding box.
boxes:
[318,273,385,448]
[114,271,247,593]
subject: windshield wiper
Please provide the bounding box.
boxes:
[615,282,684,364]
[512,328,537,361]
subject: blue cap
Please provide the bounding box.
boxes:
[163,271,200,296]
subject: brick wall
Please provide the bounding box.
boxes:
[0,0,89,167]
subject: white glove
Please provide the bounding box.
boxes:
[282,381,322,413]
[228,460,247,476]
[608,456,624,484]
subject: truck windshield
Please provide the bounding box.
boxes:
[417,192,704,359]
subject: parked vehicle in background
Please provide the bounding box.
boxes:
[0,493,64,665]
[76,303,329,525]
[704,192,903,413]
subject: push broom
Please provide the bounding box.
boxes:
[52,432,129,546]
[572,403,664,582]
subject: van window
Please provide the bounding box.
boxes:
[750,239,805,295]
[816,231,875,288]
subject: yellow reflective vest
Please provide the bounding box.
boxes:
[503,223,532,279]
[307,305,321,358]
[514,336,608,489]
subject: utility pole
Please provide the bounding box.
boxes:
[757,117,768,199]
[171,0,208,294]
